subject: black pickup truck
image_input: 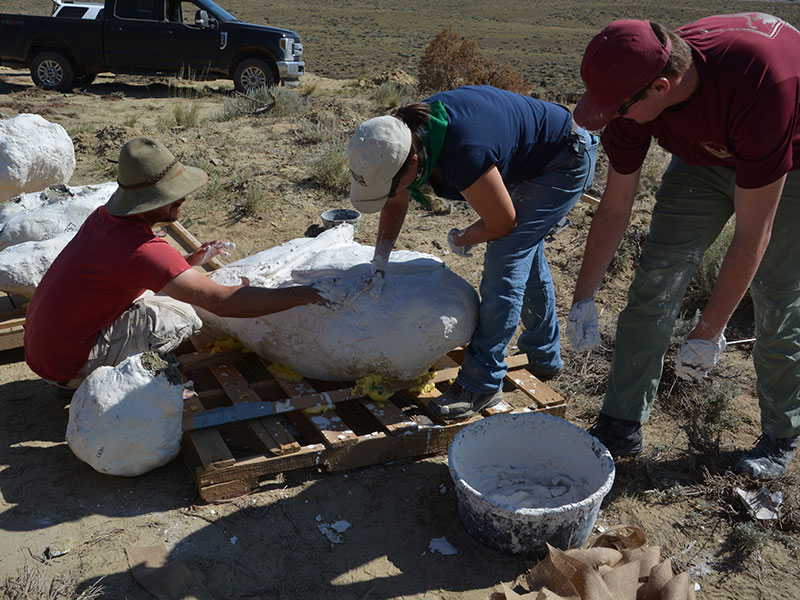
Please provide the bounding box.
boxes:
[0,0,305,92]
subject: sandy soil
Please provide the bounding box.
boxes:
[1,43,799,600]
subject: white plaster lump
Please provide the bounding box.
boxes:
[66,353,185,477]
[196,225,479,381]
[0,113,76,202]
[0,182,115,296]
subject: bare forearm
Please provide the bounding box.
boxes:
[572,208,631,302]
[573,166,640,303]
[211,285,322,318]
[374,192,409,267]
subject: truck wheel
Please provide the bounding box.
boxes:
[31,52,75,91]
[233,58,275,93]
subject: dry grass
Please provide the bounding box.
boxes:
[0,562,104,600]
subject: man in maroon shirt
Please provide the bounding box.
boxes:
[25,137,324,386]
[567,14,800,478]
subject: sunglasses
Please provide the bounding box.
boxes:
[617,80,655,116]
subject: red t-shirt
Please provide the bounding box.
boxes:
[24,206,191,381]
[602,13,800,189]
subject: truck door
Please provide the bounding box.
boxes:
[104,0,164,69]
[159,0,225,75]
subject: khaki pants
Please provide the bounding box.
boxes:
[55,294,201,388]
[603,158,800,438]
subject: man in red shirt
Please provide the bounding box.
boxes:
[567,14,800,478]
[25,137,324,386]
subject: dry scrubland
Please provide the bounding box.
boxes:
[2,1,800,599]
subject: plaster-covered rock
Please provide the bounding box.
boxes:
[66,352,185,477]
[0,182,116,296]
[0,231,75,297]
[0,114,76,201]
[0,182,115,250]
[196,225,479,381]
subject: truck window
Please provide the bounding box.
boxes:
[115,0,158,20]
[55,6,89,18]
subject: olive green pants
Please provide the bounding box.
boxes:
[603,157,800,438]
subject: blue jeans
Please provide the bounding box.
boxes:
[457,128,598,393]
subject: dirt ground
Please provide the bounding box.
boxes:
[2,4,800,597]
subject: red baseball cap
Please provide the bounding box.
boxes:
[574,19,671,130]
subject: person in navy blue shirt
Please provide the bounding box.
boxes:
[347,85,598,420]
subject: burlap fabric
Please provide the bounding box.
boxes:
[490,526,696,600]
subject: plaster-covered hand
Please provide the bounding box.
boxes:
[674,333,727,380]
[447,228,473,258]
[187,240,236,267]
[311,276,348,308]
[566,300,601,353]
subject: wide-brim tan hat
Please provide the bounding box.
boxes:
[106,137,208,216]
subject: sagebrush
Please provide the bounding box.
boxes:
[418,29,529,95]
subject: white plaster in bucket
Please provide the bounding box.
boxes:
[447,412,615,557]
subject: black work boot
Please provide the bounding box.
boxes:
[734,434,800,480]
[587,413,643,458]
[428,382,502,421]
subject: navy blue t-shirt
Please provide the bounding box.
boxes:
[424,86,572,201]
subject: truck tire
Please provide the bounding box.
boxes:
[233,58,275,93]
[30,52,75,91]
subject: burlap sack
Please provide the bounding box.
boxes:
[491,525,696,600]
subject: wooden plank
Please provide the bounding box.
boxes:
[188,336,300,456]
[178,347,244,371]
[359,398,417,433]
[165,221,225,271]
[263,360,359,447]
[322,421,466,472]
[185,429,236,470]
[0,316,25,331]
[505,367,565,409]
[0,325,24,351]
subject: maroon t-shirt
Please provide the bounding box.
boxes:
[24,206,190,381]
[602,13,800,189]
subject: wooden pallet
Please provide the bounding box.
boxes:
[0,221,216,352]
[176,333,567,502]
[0,292,27,351]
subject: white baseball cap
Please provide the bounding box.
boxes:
[347,116,412,213]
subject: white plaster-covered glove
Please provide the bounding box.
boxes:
[447,228,473,258]
[188,240,235,266]
[566,300,601,353]
[674,333,727,380]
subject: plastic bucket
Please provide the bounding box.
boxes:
[448,412,615,557]
[321,208,361,231]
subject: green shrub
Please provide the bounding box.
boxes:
[678,379,739,471]
[240,182,270,217]
[295,114,341,145]
[309,139,349,194]
[373,81,416,109]
[418,28,529,95]
[218,85,306,121]
[156,103,200,129]
[686,218,736,305]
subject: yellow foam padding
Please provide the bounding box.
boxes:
[302,403,331,415]
[208,337,249,356]
[268,362,303,382]
[352,374,395,402]
[408,370,436,395]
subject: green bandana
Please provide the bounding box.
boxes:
[407,100,448,208]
